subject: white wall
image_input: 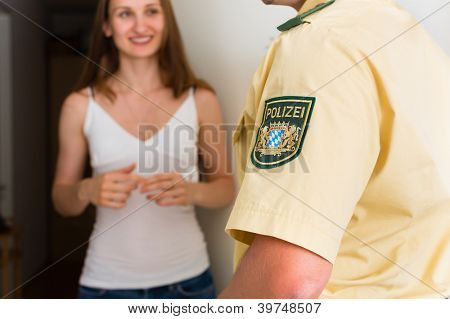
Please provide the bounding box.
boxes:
[172,0,450,292]
[396,0,450,54]
[171,0,294,291]
[172,0,294,123]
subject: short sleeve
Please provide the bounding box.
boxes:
[226,28,380,263]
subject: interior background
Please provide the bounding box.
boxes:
[0,0,448,298]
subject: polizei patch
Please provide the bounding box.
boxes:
[251,96,315,169]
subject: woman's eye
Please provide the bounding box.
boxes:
[145,8,159,16]
[118,11,131,18]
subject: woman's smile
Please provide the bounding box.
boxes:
[129,35,153,45]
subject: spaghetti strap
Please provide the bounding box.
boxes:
[87,86,96,101]
[84,87,95,136]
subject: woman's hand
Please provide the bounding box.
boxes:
[139,172,196,207]
[79,163,141,209]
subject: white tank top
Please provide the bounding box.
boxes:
[79,87,209,289]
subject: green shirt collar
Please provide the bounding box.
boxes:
[277,0,336,32]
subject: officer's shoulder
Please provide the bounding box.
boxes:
[282,0,416,48]
[277,20,350,57]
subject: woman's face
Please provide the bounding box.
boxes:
[261,0,303,10]
[104,0,165,60]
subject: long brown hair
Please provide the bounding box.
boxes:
[75,0,213,100]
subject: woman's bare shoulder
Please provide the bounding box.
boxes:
[60,88,91,126]
[194,87,217,105]
[194,87,223,124]
[63,88,89,109]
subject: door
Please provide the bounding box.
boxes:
[0,12,13,220]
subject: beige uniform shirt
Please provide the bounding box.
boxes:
[226,0,450,298]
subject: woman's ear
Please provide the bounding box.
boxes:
[103,22,113,38]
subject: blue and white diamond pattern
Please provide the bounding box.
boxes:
[266,130,285,148]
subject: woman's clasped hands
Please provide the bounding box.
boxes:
[139,171,195,207]
[81,163,194,209]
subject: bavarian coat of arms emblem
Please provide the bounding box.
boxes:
[251,96,315,169]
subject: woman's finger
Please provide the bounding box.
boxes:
[103,191,128,202]
[147,188,185,201]
[97,191,129,207]
[155,195,186,207]
[103,180,137,193]
[141,172,183,185]
[140,180,180,193]
[102,198,127,209]
[108,173,142,184]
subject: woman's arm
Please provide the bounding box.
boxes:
[193,88,236,208]
[52,91,142,217]
[52,91,91,217]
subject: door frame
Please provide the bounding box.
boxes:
[0,12,14,218]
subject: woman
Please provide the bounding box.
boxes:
[52,0,235,299]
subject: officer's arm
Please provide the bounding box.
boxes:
[219,235,332,299]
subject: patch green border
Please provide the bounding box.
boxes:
[250,96,316,170]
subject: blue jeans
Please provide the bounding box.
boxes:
[78,269,216,299]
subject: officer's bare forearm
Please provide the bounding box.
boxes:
[219,235,332,298]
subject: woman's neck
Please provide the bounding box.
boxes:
[113,55,164,94]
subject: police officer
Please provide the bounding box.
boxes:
[220,0,450,298]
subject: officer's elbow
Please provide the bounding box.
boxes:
[290,280,328,299]
[271,274,329,299]
[269,258,332,299]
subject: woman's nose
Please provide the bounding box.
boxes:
[133,15,149,33]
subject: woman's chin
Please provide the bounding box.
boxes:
[121,49,160,61]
